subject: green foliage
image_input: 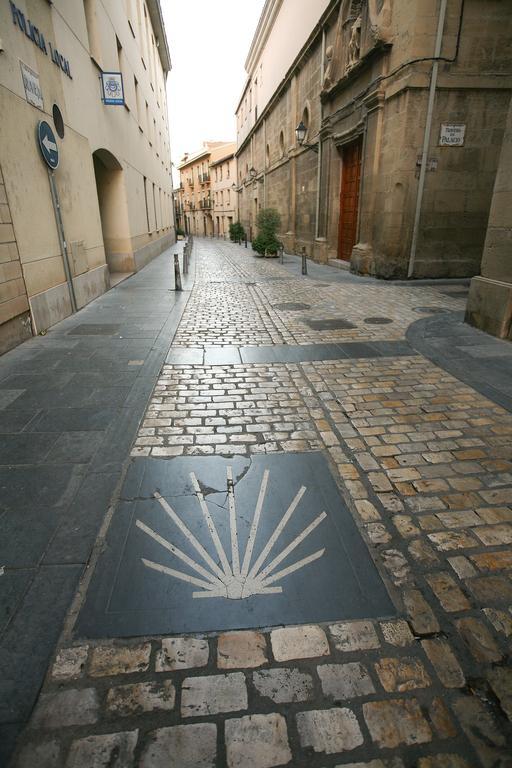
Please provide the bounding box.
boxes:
[176,227,185,237]
[252,208,281,255]
[229,221,246,242]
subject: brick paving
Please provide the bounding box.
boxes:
[10,239,512,767]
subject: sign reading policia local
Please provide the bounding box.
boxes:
[9,1,72,79]
[37,120,59,170]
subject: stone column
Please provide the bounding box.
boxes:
[466,95,512,339]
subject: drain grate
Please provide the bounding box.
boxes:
[273,302,312,311]
[67,324,121,336]
[364,317,393,325]
[303,317,357,330]
[412,307,450,315]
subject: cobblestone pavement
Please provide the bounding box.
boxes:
[10,239,512,768]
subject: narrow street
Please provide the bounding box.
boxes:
[4,238,512,767]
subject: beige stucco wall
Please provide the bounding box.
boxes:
[0,0,174,348]
[210,148,237,238]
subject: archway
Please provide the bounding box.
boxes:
[92,148,133,282]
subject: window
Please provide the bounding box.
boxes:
[83,0,101,65]
[134,76,142,129]
[266,143,270,167]
[146,101,150,143]
[152,183,158,230]
[279,131,285,158]
[143,177,150,232]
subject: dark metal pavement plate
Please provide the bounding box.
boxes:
[67,324,121,336]
[303,317,357,330]
[412,307,450,315]
[364,317,393,325]
[76,452,396,638]
[273,302,311,311]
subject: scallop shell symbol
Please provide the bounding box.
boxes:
[136,467,327,600]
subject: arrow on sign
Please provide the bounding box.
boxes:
[42,135,57,153]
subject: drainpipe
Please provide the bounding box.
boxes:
[314,26,326,240]
[407,0,447,278]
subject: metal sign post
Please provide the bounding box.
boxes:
[48,170,77,313]
[36,120,77,313]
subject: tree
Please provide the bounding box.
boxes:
[229,221,246,243]
[252,208,281,256]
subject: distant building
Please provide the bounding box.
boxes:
[235,0,512,280]
[177,142,235,236]
[0,0,174,354]
[210,145,237,238]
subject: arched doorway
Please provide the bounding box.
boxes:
[92,149,133,283]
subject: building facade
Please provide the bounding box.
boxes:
[0,0,174,354]
[466,93,512,340]
[210,145,237,238]
[177,142,235,237]
[235,0,512,280]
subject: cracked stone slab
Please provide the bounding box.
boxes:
[76,453,395,637]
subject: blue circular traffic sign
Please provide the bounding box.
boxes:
[37,120,59,170]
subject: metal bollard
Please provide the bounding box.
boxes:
[174,253,182,291]
[183,247,188,275]
[301,247,307,275]
[279,246,284,264]
[244,237,248,248]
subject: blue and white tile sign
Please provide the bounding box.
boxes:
[100,72,124,106]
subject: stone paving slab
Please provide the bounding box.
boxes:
[0,245,191,766]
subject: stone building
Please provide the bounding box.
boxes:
[235,0,512,280]
[466,93,512,339]
[177,142,236,237]
[0,0,174,354]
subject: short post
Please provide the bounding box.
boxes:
[174,253,182,291]
[279,245,284,264]
[244,237,248,248]
[301,247,307,275]
[183,247,188,275]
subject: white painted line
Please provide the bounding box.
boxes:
[241,469,269,577]
[258,511,327,581]
[141,557,218,591]
[261,548,325,586]
[226,466,240,577]
[154,492,225,580]
[189,473,232,576]
[248,485,306,579]
[136,519,222,586]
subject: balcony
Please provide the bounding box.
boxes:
[187,178,194,188]
[200,198,212,210]
[199,173,210,183]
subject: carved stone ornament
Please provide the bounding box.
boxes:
[368,0,392,44]
[346,16,362,71]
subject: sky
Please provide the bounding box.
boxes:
[161,0,266,187]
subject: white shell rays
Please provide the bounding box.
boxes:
[136,467,327,600]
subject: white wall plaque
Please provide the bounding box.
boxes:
[439,123,466,147]
[20,61,43,110]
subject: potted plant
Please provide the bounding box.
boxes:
[229,221,246,243]
[252,208,281,257]
[176,227,185,241]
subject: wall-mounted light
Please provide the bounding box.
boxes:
[295,121,319,153]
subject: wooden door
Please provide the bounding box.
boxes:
[338,138,362,261]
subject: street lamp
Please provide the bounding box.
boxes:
[295,121,319,153]
[249,167,257,179]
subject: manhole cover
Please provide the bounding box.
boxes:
[67,324,121,335]
[441,291,469,299]
[412,307,450,315]
[273,302,311,311]
[303,318,356,330]
[364,317,393,325]
[76,453,395,637]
